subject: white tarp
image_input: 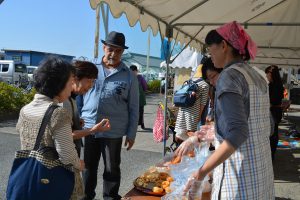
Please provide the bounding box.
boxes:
[160,47,203,91]
[90,0,300,68]
[160,47,202,70]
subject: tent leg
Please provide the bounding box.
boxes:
[163,38,171,156]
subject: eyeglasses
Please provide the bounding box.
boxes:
[207,72,218,82]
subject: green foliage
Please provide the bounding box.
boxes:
[147,80,161,93]
[0,82,36,114]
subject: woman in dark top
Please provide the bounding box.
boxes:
[176,21,274,199]
[63,61,111,156]
[265,65,284,160]
[201,56,223,122]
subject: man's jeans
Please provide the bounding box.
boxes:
[83,135,123,200]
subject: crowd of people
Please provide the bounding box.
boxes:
[9,21,286,200]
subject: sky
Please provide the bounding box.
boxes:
[0,0,162,60]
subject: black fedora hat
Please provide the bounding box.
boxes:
[101,31,128,49]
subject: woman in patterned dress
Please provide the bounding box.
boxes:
[176,21,274,199]
[17,57,85,199]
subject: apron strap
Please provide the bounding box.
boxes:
[229,64,253,85]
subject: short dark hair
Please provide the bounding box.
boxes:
[201,56,222,81]
[33,56,75,99]
[205,30,250,61]
[73,61,98,80]
[130,65,138,71]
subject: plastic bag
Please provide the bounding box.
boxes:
[161,143,210,200]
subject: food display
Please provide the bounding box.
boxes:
[132,140,213,198]
[133,167,174,196]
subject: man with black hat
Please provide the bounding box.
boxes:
[78,31,139,200]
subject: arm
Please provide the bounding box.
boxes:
[51,108,81,170]
[198,82,209,120]
[76,95,83,115]
[125,73,139,150]
[195,140,235,179]
[183,140,235,195]
[200,140,235,178]
[72,119,110,139]
[141,76,148,91]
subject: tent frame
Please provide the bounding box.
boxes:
[96,0,300,155]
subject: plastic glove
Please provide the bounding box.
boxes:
[194,124,215,142]
[175,136,198,157]
[183,170,206,197]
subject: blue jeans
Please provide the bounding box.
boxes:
[83,135,123,200]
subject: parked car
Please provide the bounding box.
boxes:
[27,66,38,82]
[0,60,28,85]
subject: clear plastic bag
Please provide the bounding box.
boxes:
[161,143,210,200]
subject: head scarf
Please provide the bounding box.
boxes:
[216,21,257,60]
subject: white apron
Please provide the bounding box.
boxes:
[212,66,274,200]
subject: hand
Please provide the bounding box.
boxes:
[182,169,206,196]
[194,125,215,142]
[206,115,213,122]
[91,119,111,133]
[79,118,85,128]
[79,160,85,171]
[175,136,198,157]
[124,137,135,151]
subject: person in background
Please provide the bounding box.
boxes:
[78,31,139,200]
[160,77,166,94]
[201,56,223,122]
[62,60,111,156]
[130,65,147,129]
[16,57,84,199]
[174,67,209,142]
[177,21,274,199]
[265,65,284,161]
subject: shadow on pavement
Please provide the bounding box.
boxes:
[139,128,153,132]
[273,148,300,183]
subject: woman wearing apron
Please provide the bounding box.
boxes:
[176,21,274,199]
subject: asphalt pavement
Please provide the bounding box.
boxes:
[0,94,299,200]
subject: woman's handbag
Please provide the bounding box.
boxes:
[6,105,75,200]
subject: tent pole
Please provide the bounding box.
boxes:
[146,29,150,80]
[287,67,292,100]
[101,3,109,38]
[163,37,171,156]
[94,4,100,59]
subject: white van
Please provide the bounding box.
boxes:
[0,60,28,85]
[27,66,38,82]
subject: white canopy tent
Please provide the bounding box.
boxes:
[89,0,300,155]
[90,0,300,68]
[160,47,202,70]
[160,47,203,91]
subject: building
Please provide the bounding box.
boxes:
[0,51,5,60]
[121,52,163,81]
[1,49,75,66]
